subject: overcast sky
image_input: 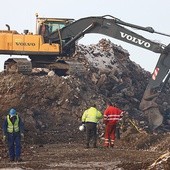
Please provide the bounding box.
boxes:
[0,0,170,72]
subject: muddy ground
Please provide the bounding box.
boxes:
[0,116,170,170]
[0,135,169,170]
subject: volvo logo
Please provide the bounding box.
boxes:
[120,32,151,48]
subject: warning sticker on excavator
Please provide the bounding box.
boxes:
[152,67,159,80]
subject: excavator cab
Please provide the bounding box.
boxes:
[36,16,74,42]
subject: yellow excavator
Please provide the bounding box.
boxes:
[0,14,170,131]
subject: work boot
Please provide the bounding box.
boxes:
[85,143,89,149]
[9,158,14,162]
[16,157,22,162]
[110,144,114,148]
[104,143,109,148]
[93,143,97,148]
[110,141,115,148]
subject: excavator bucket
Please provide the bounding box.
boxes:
[140,48,170,132]
[147,109,163,131]
[139,88,163,132]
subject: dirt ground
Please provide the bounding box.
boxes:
[0,132,170,170]
[0,143,164,170]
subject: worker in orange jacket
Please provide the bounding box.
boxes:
[103,101,123,147]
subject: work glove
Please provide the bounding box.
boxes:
[2,135,6,142]
[21,133,24,138]
[21,133,24,141]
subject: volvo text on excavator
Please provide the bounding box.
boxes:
[0,14,170,132]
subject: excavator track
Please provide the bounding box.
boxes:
[66,61,86,75]
[4,58,32,75]
[4,58,85,76]
[32,59,86,76]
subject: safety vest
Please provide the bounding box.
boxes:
[7,115,19,133]
[82,107,103,123]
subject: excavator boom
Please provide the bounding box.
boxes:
[48,16,165,53]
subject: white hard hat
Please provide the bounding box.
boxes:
[79,124,85,131]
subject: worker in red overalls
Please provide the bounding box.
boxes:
[103,101,123,147]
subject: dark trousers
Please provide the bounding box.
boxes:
[7,132,21,160]
[85,122,97,147]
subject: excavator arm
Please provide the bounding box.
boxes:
[139,45,170,131]
[47,15,170,131]
[48,15,165,53]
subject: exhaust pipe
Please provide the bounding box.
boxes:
[5,24,10,31]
